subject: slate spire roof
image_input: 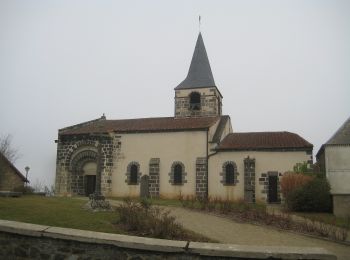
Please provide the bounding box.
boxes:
[175,32,216,90]
[325,116,350,145]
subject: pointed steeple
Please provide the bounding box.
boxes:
[175,33,216,89]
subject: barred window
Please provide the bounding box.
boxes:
[225,163,235,184]
[130,164,138,184]
[220,161,238,186]
[174,164,183,184]
[125,162,141,185]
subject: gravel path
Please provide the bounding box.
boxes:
[106,199,349,259]
[164,206,350,260]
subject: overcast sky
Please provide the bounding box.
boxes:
[1,0,349,187]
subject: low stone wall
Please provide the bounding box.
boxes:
[0,219,336,260]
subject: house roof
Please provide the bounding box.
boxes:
[175,32,216,90]
[212,116,230,143]
[325,116,350,145]
[217,132,313,151]
[59,116,222,135]
[0,152,28,182]
[316,116,350,158]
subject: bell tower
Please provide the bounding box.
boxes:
[174,33,222,118]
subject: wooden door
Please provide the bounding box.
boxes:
[85,175,96,196]
[268,175,278,203]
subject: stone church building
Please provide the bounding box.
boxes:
[55,33,313,203]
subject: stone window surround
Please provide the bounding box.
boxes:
[220,161,239,186]
[169,161,187,185]
[125,161,142,185]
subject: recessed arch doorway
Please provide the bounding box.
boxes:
[83,161,97,196]
[69,149,98,196]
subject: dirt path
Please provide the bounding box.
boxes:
[164,206,350,260]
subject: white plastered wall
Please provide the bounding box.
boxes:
[208,151,311,202]
[111,131,207,198]
[325,145,350,194]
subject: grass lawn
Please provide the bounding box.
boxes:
[0,195,212,242]
[294,212,350,229]
[0,195,118,233]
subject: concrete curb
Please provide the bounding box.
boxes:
[0,219,337,259]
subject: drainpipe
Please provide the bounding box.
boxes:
[206,129,209,198]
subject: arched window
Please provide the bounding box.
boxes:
[169,161,187,185]
[174,164,182,184]
[126,162,141,185]
[189,92,201,110]
[225,164,235,184]
[130,164,138,185]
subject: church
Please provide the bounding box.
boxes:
[55,32,313,203]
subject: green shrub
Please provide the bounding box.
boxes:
[286,177,332,212]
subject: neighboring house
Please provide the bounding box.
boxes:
[0,152,28,191]
[55,32,313,203]
[316,117,350,217]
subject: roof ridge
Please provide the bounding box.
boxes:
[59,115,106,132]
[105,116,221,122]
[230,131,292,134]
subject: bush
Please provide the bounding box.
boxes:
[13,185,35,194]
[286,177,332,212]
[116,198,186,240]
[280,172,313,199]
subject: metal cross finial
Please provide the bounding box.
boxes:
[199,15,201,32]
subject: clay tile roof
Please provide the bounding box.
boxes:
[59,116,221,135]
[217,132,313,151]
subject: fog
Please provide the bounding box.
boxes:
[1,0,349,187]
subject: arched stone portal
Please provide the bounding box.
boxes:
[70,150,98,196]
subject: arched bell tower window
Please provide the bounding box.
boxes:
[189,92,201,110]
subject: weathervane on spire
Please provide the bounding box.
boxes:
[199,15,201,32]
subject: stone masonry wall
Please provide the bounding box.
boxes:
[175,88,221,118]
[244,157,255,203]
[0,220,336,260]
[149,158,160,198]
[55,135,119,196]
[196,157,207,198]
[259,172,282,203]
[0,164,24,191]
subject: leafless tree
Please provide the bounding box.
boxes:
[32,178,45,192]
[0,134,21,163]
